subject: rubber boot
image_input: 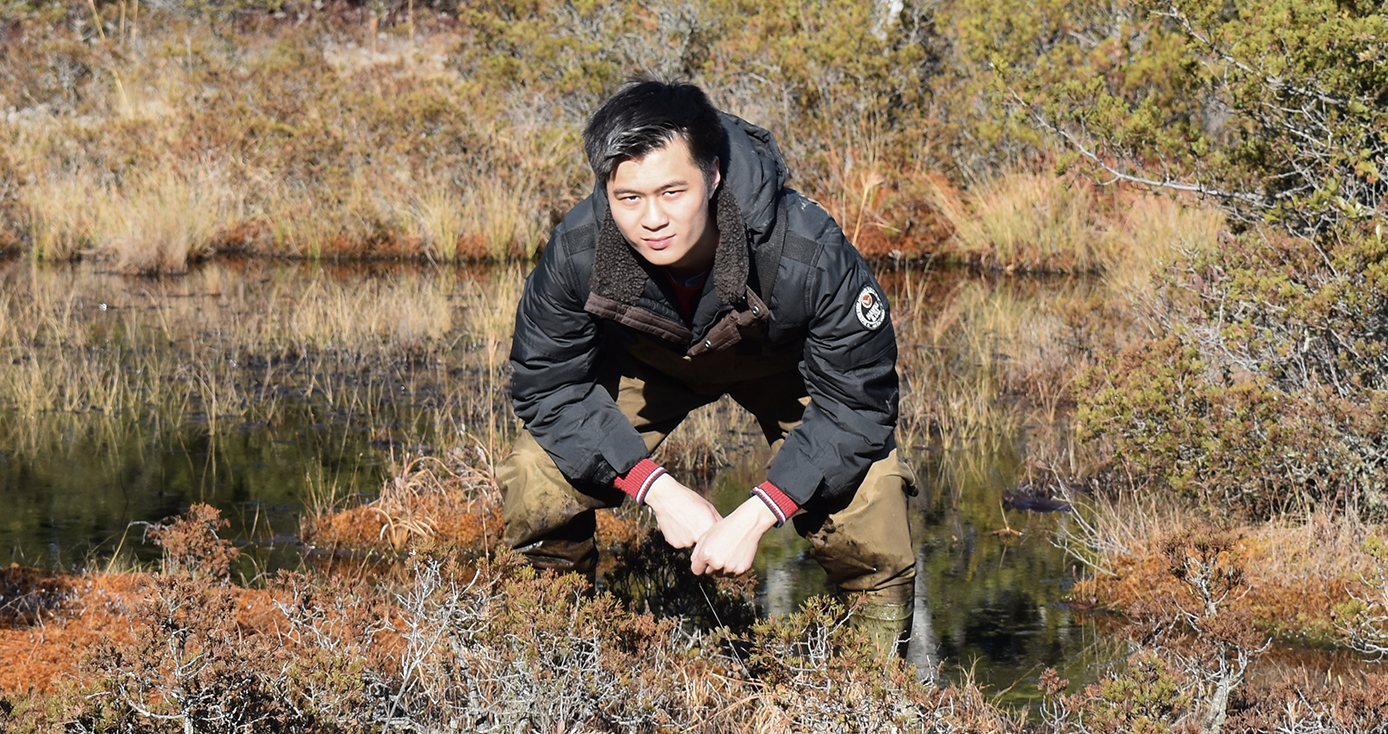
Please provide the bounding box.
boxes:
[851,600,913,659]
[513,533,599,588]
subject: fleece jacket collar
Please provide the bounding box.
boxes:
[582,112,789,349]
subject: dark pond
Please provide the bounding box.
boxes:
[708,441,1112,708]
[0,258,1113,709]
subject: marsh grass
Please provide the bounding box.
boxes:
[1103,192,1226,298]
[105,168,234,273]
[1065,484,1388,644]
[5,3,1217,279]
[927,171,1108,272]
[924,169,1226,279]
[24,175,100,262]
[1050,481,1388,732]
[1,1,960,271]
[412,185,465,264]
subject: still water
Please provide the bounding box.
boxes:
[0,258,1111,707]
[708,441,1110,707]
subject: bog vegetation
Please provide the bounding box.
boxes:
[2,0,1388,731]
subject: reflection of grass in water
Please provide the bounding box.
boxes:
[0,260,524,461]
[0,260,526,567]
[0,258,1098,577]
[912,435,1116,711]
[892,271,1091,495]
[0,259,1106,553]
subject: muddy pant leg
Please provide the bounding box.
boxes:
[498,362,715,575]
[791,449,917,657]
[728,382,916,597]
[793,449,917,601]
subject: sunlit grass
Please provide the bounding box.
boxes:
[24,175,100,262]
[1104,192,1225,299]
[105,168,234,274]
[925,169,1225,280]
[928,171,1110,272]
[413,185,466,264]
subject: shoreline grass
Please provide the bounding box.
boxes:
[0,1,1195,277]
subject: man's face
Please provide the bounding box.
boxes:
[606,136,721,275]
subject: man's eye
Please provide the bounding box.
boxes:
[663,189,684,197]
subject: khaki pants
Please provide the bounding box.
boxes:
[498,348,917,602]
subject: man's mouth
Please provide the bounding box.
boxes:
[644,236,675,250]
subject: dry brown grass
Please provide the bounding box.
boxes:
[925,169,1225,279]
[3,13,570,272]
[0,569,144,694]
[1066,487,1385,648]
[1103,192,1225,298]
[926,171,1108,272]
[103,168,234,274]
[303,449,503,555]
[22,175,101,262]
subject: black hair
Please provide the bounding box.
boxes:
[582,79,724,185]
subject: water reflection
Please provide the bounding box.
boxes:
[913,442,1114,707]
[706,440,1115,709]
[0,405,385,572]
[0,258,512,571]
[0,258,1119,709]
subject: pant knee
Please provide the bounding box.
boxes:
[801,450,916,594]
[499,432,621,550]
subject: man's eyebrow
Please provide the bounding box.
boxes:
[610,180,691,196]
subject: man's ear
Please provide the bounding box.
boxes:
[707,158,721,199]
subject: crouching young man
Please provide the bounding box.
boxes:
[498,80,917,654]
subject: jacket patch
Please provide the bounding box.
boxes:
[855,286,886,330]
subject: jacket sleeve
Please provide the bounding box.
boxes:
[509,231,650,489]
[764,224,899,507]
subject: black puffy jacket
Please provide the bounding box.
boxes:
[509,113,898,509]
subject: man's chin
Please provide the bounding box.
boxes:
[634,247,683,267]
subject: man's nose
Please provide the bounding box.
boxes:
[640,198,669,230]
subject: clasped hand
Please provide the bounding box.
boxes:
[643,474,778,577]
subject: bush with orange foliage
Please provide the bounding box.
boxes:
[1058,513,1388,734]
[1,505,1018,733]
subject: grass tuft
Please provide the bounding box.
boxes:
[928,170,1110,273]
[103,168,234,274]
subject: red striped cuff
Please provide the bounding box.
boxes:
[751,481,799,527]
[613,459,666,505]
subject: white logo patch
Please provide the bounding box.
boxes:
[855,285,886,330]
